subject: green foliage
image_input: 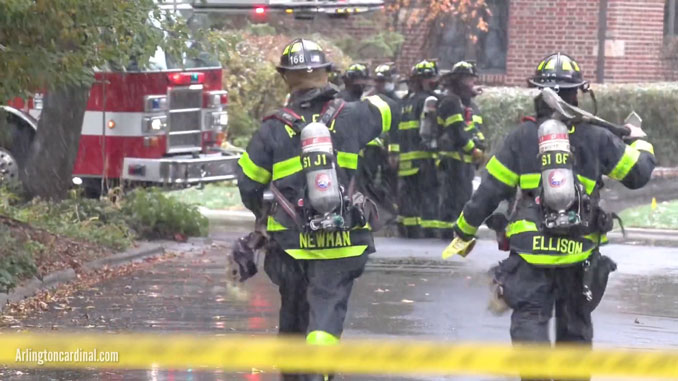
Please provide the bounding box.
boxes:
[0,0,191,102]
[122,188,209,239]
[476,84,678,165]
[167,182,243,210]
[332,31,404,61]
[619,200,678,229]
[0,225,39,292]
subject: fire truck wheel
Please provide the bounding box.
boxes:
[0,147,20,185]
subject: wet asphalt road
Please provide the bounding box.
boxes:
[2,231,678,381]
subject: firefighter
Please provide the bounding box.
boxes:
[373,62,400,101]
[236,38,396,381]
[437,61,486,239]
[336,63,370,102]
[450,53,655,380]
[396,60,440,238]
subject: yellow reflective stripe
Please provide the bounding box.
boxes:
[439,151,473,163]
[366,138,383,147]
[238,152,271,184]
[464,123,476,132]
[506,220,538,238]
[388,144,400,153]
[267,216,287,232]
[630,140,655,155]
[608,145,641,181]
[472,115,483,124]
[272,156,302,181]
[584,233,609,244]
[577,175,597,195]
[520,173,541,189]
[306,331,339,346]
[439,114,464,127]
[420,220,444,229]
[365,95,392,133]
[285,246,367,260]
[456,212,478,236]
[398,168,419,177]
[519,250,593,266]
[486,156,518,187]
[399,121,419,130]
[476,132,486,140]
[400,151,434,161]
[462,139,476,153]
[397,216,420,226]
[337,151,358,170]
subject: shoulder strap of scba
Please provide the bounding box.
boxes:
[264,99,346,134]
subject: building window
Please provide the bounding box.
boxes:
[433,0,509,73]
[665,0,678,36]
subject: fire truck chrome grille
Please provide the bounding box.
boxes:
[167,86,203,152]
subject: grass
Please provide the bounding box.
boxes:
[166,182,244,210]
[618,200,678,229]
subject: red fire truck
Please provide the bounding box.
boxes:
[2,47,236,194]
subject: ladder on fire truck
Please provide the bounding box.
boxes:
[157,0,384,17]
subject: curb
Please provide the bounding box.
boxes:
[0,242,166,312]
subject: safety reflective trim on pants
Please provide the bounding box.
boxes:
[630,140,655,155]
[519,173,541,189]
[397,216,420,226]
[398,168,419,177]
[462,139,476,153]
[456,212,478,236]
[577,174,597,195]
[472,115,483,124]
[285,246,368,260]
[399,120,420,130]
[238,152,272,184]
[267,216,287,232]
[388,144,400,153]
[420,220,447,229]
[608,145,641,181]
[272,156,303,181]
[306,331,339,346]
[518,249,593,266]
[437,114,464,127]
[439,151,473,163]
[400,151,435,161]
[337,151,359,170]
[506,220,538,238]
[365,95,392,133]
[486,156,519,187]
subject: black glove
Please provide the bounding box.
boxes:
[230,232,267,282]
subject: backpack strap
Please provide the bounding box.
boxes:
[263,108,305,133]
[319,98,346,126]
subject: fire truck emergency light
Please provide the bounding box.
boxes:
[254,6,266,14]
[203,91,228,108]
[168,72,205,86]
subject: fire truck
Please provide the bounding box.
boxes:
[1,0,383,194]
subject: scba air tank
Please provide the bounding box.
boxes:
[538,119,575,212]
[301,122,342,215]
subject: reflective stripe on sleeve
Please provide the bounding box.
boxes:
[437,114,464,127]
[272,156,303,181]
[388,144,400,153]
[455,212,478,236]
[486,156,519,187]
[462,139,476,153]
[238,152,272,184]
[365,95,392,133]
[608,145,641,181]
[399,121,420,130]
[337,151,358,170]
[630,140,655,155]
[472,115,483,124]
[577,175,597,195]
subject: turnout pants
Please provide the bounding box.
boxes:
[264,243,368,381]
[438,158,474,239]
[495,252,613,381]
[397,158,439,238]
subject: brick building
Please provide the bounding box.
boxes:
[344,0,677,85]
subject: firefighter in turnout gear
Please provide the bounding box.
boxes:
[237,38,396,381]
[437,61,486,239]
[337,63,370,102]
[449,53,655,380]
[373,62,400,101]
[397,59,440,238]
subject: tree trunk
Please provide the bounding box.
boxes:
[21,84,90,200]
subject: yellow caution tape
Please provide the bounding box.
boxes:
[442,237,476,259]
[1,333,678,378]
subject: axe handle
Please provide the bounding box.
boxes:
[586,117,631,138]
